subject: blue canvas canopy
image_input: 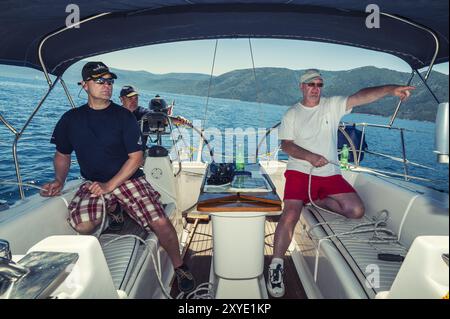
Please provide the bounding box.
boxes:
[0,1,448,76]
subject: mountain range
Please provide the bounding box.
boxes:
[1,63,448,122]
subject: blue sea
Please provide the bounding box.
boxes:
[0,75,448,204]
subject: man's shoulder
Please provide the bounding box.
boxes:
[110,102,127,112]
[283,103,301,116]
[321,96,348,105]
[135,106,149,115]
[110,102,135,117]
[60,104,88,120]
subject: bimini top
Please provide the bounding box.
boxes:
[0,1,448,76]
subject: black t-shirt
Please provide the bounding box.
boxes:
[51,102,144,183]
[132,106,149,122]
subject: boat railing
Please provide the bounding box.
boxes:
[252,120,442,186]
[339,121,438,183]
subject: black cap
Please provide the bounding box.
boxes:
[120,85,138,98]
[81,61,117,81]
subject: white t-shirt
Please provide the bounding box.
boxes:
[278,96,350,176]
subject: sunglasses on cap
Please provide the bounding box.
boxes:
[306,82,324,88]
[92,77,115,85]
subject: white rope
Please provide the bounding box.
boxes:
[103,233,215,299]
[185,282,215,299]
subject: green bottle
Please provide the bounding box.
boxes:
[236,144,245,171]
[340,144,349,170]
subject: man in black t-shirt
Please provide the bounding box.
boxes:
[40,62,195,293]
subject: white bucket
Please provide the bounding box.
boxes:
[211,212,266,279]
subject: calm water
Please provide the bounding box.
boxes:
[0,75,448,203]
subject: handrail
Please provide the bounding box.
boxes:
[414,70,441,104]
[388,70,415,127]
[11,77,61,199]
[60,78,76,109]
[38,12,111,86]
[0,113,18,135]
[381,12,440,127]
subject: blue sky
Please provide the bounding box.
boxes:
[95,39,449,75]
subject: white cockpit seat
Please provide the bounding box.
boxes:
[99,234,140,291]
[98,202,177,294]
[298,207,408,298]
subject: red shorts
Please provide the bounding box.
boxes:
[283,170,356,204]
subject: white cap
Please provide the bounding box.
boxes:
[300,69,323,83]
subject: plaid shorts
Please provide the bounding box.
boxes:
[67,176,166,231]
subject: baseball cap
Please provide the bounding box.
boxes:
[81,61,117,81]
[120,85,138,98]
[300,69,323,83]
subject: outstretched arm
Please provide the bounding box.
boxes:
[346,85,415,111]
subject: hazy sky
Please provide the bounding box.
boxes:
[94,38,449,75]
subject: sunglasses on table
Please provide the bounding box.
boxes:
[91,77,115,85]
[306,82,324,88]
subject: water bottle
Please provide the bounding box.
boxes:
[236,144,245,171]
[340,144,349,170]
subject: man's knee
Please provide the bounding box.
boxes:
[281,207,303,224]
[74,220,101,234]
[75,222,96,234]
[148,217,174,235]
[346,203,365,219]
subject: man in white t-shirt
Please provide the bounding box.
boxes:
[267,69,415,298]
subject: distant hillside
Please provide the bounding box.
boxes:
[163,66,448,122]
[1,64,448,121]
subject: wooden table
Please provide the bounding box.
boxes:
[195,163,282,215]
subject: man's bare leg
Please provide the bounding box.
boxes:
[149,217,183,268]
[315,192,365,219]
[273,199,304,259]
[149,217,196,293]
[268,199,303,298]
[75,219,102,234]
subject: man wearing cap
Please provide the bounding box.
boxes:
[120,85,191,139]
[267,68,415,298]
[40,62,196,293]
[120,85,151,147]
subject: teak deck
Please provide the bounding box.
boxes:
[171,216,307,299]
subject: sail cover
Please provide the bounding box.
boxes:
[0,1,448,75]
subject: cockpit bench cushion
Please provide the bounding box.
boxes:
[99,233,140,291]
